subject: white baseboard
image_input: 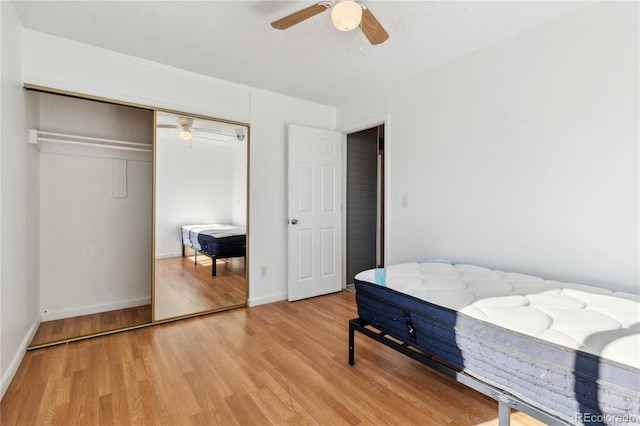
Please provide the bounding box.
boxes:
[248,292,287,307]
[155,252,182,259]
[41,296,151,321]
[1,316,41,399]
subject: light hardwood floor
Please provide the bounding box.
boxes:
[2,291,543,425]
[154,255,246,320]
[30,305,152,347]
[30,254,246,347]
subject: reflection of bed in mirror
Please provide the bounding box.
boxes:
[181,224,246,276]
[154,110,248,322]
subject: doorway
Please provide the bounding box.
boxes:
[346,125,385,284]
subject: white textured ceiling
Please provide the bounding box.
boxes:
[13,1,592,107]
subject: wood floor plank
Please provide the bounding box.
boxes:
[30,305,152,347]
[247,387,305,425]
[2,291,546,426]
[154,255,246,320]
[30,254,246,348]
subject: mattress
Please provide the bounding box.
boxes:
[354,261,640,425]
[181,224,246,257]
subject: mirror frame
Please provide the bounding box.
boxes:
[152,109,249,323]
[24,84,250,349]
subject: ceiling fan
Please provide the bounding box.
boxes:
[157,117,246,142]
[271,0,389,45]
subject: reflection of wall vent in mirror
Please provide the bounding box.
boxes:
[154,111,249,322]
[157,113,247,143]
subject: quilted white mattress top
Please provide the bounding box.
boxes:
[355,261,640,370]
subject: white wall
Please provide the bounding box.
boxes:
[155,135,234,257]
[338,2,639,294]
[231,138,247,227]
[1,2,41,398]
[38,93,153,319]
[22,30,251,124]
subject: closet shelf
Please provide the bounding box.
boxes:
[30,129,152,152]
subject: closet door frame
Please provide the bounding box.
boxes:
[24,84,250,349]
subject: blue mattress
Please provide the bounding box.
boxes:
[354,261,640,425]
[181,224,246,258]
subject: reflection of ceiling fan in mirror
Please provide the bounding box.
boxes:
[157,117,246,142]
[271,0,389,45]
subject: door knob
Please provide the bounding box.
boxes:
[291,219,299,225]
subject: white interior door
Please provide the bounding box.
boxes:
[287,124,343,301]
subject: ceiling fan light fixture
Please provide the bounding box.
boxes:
[331,0,362,31]
[180,127,193,140]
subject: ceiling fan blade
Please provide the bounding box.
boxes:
[360,7,389,45]
[156,124,179,129]
[271,3,329,30]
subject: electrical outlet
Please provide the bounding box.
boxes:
[260,266,268,277]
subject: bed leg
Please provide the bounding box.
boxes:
[182,244,185,257]
[349,319,356,366]
[212,257,217,276]
[498,401,511,426]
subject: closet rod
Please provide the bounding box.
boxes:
[30,130,152,152]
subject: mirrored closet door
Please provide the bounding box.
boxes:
[153,111,248,321]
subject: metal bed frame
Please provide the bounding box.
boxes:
[348,317,570,426]
[182,243,245,276]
